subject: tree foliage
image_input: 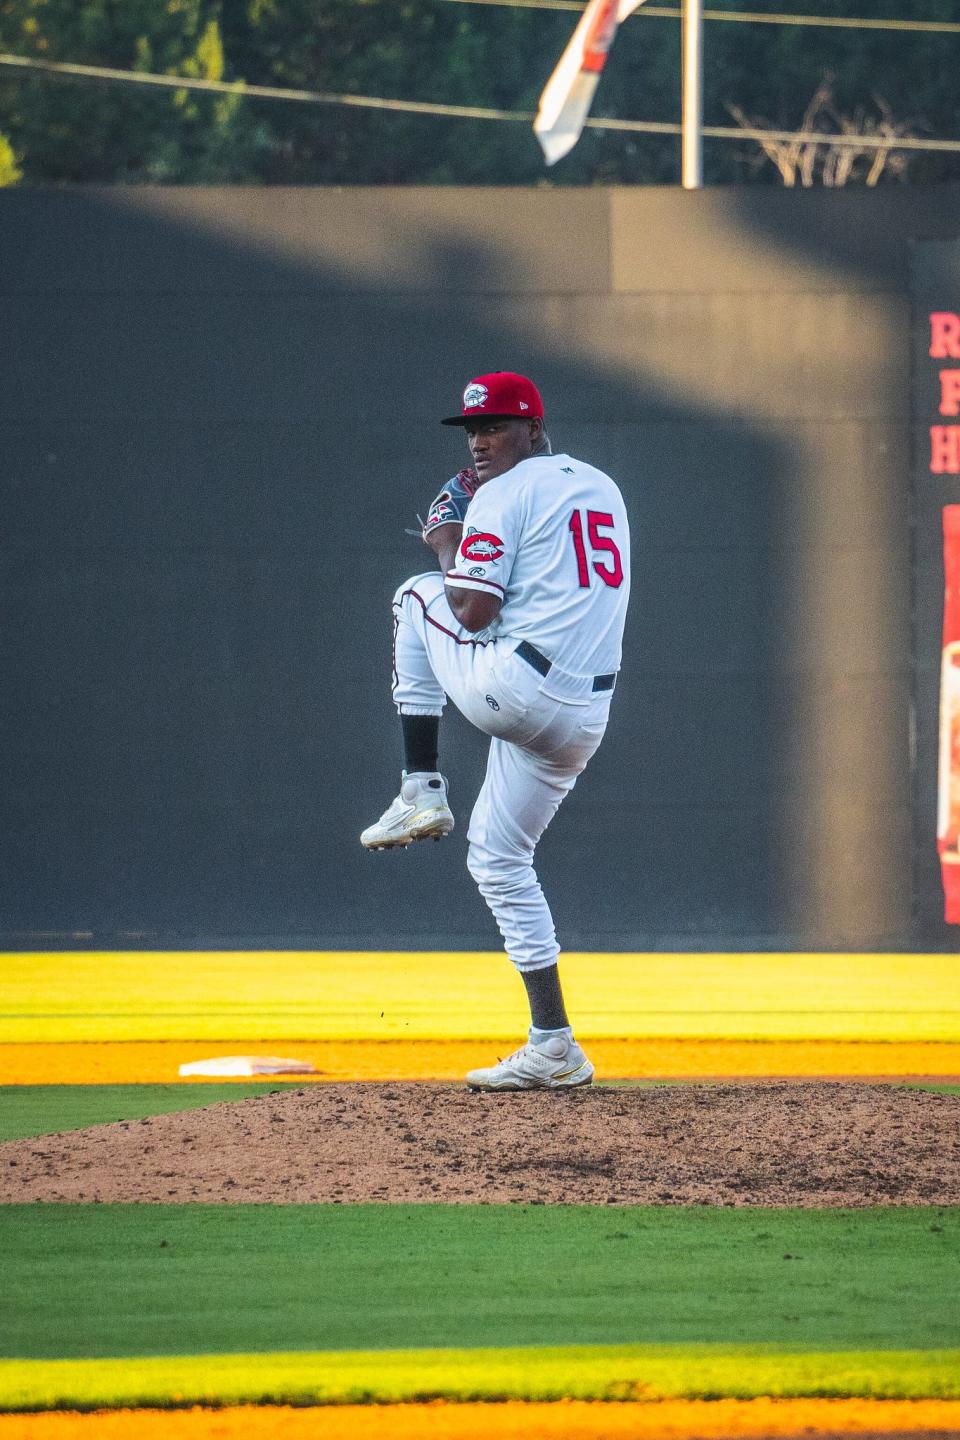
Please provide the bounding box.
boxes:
[0,0,957,185]
[0,0,264,180]
[0,129,19,184]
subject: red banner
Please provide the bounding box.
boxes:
[941,504,960,921]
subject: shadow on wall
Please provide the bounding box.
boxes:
[1,183,927,950]
[728,185,960,951]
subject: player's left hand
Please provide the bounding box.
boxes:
[421,469,478,546]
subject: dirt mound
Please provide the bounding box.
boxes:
[2,1081,959,1206]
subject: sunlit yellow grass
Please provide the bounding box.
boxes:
[3,1037,958,1085]
[1,1346,958,1412]
[3,953,959,1043]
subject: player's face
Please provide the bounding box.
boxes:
[464,418,538,483]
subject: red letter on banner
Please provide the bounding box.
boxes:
[940,371,960,416]
[930,312,960,359]
[931,426,960,473]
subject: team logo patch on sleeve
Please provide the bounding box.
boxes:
[461,532,505,562]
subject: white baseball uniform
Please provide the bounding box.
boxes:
[391,451,630,972]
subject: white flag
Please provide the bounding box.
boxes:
[534,0,646,166]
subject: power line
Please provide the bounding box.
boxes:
[445,0,960,35]
[3,52,960,155]
[0,54,532,123]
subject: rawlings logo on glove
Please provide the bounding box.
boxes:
[422,468,478,539]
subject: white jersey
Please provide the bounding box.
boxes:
[445,452,630,678]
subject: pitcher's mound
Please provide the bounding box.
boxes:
[2,1081,958,1206]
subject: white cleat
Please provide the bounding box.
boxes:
[466,1034,594,1091]
[360,771,454,850]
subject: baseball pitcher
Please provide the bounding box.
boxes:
[362,372,630,1090]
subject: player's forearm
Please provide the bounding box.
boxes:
[424,523,462,576]
[436,538,460,574]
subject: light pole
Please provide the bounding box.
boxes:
[681,0,704,187]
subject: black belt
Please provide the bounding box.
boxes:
[515,639,616,693]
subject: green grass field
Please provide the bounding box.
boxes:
[2,1204,958,1359]
[0,1084,289,1142]
[1,1204,958,1409]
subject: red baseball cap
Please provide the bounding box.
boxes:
[441,372,544,426]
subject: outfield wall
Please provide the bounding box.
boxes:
[2,184,959,950]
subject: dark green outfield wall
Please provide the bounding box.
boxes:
[2,185,958,950]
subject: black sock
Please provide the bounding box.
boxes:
[401,714,440,774]
[521,964,570,1032]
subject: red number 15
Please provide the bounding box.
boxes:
[569,510,624,588]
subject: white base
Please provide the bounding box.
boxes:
[178,1055,316,1077]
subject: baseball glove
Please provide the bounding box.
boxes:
[421,468,478,539]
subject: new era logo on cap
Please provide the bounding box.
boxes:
[442,372,544,426]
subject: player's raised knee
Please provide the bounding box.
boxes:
[393,572,444,609]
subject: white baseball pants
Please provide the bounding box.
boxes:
[391,572,613,973]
